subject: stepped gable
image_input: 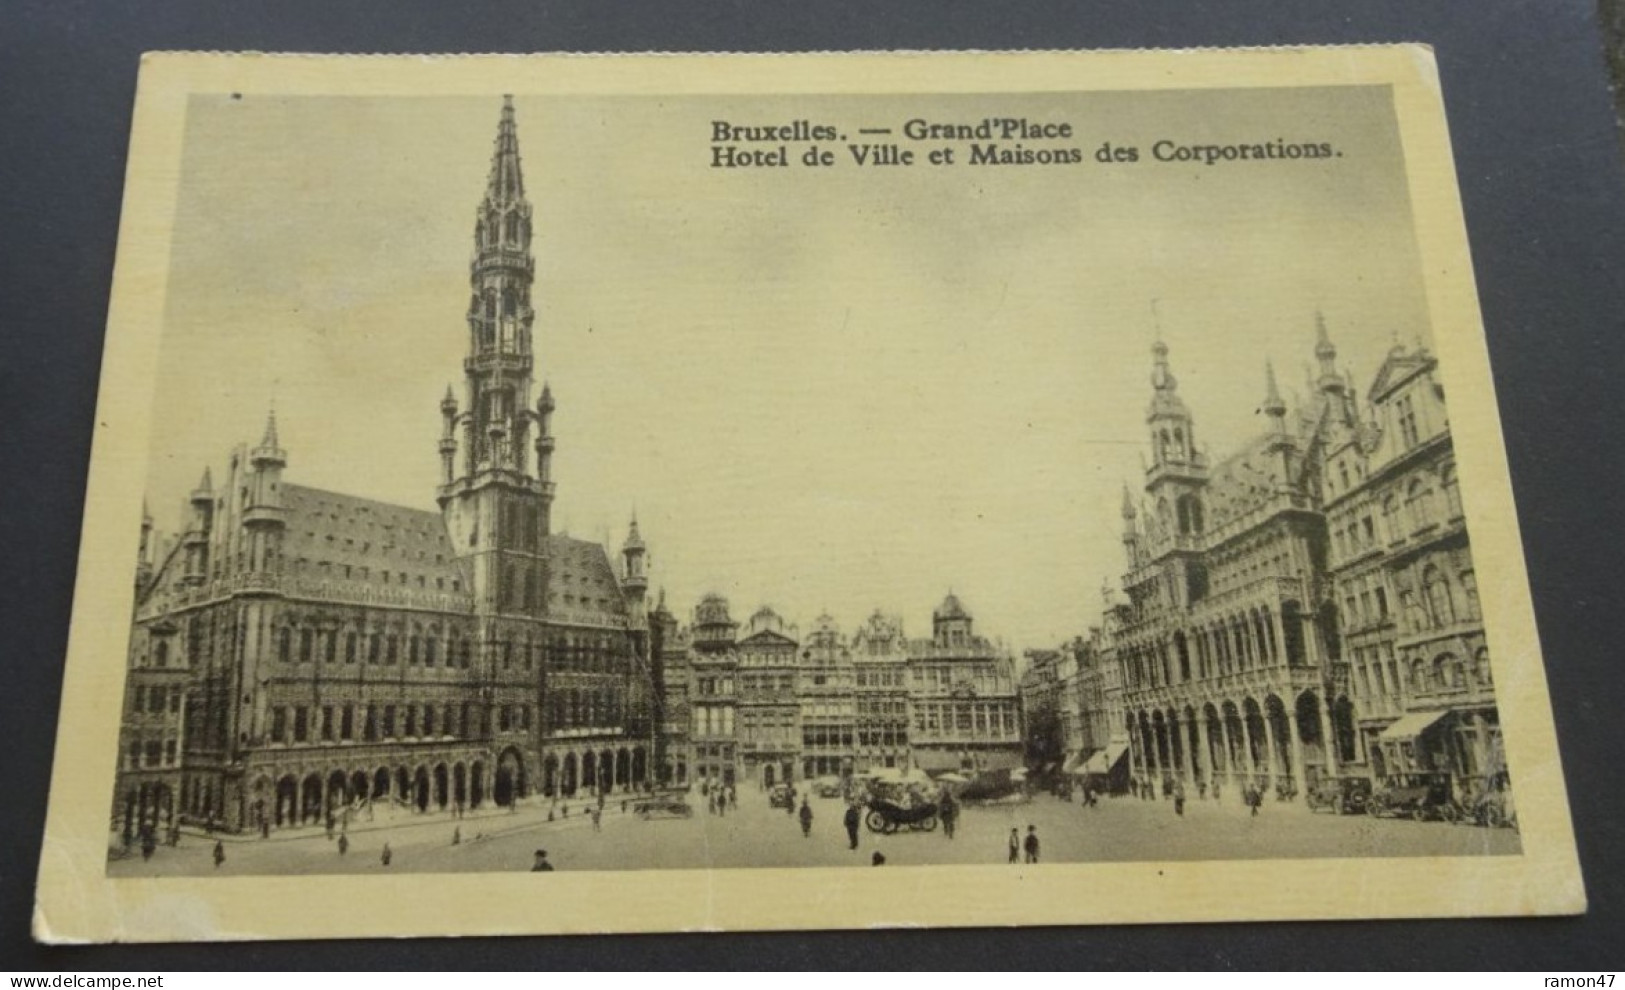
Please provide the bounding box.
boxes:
[544,533,628,622]
[281,484,469,593]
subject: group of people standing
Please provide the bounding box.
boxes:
[701,779,737,816]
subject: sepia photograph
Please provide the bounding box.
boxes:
[35,49,1582,941]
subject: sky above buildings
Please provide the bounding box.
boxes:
[145,86,1432,652]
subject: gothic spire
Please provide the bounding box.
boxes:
[485,95,526,207]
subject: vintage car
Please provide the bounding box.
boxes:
[633,792,693,820]
[813,776,844,799]
[1367,772,1455,821]
[1305,775,1373,815]
[767,783,797,809]
[864,797,940,834]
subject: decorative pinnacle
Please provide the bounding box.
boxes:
[539,382,555,412]
[1150,340,1177,393]
[624,512,645,551]
[259,405,280,449]
[1315,310,1336,360]
[1121,483,1138,520]
[442,384,458,410]
[1262,361,1287,417]
[193,466,213,495]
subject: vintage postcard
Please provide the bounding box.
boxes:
[35,48,1583,942]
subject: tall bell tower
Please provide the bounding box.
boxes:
[438,96,555,617]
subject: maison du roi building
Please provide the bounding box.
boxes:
[650,593,1024,790]
[1099,321,1503,802]
[116,98,659,836]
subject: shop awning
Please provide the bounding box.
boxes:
[1082,743,1128,775]
[1063,749,1096,774]
[976,751,1024,772]
[912,750,967,774]
[1378,710,1451,741]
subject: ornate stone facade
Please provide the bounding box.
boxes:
[115,98,652,836]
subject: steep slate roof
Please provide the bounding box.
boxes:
[1197,434,1295,530]
[281,484,470,593]
[544,533,628,625]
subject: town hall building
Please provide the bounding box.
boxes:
[116,97,654,837]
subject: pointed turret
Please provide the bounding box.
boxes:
[1262,360,1287,424]
[621,513,649,624]
[251,406,286,469]
[182,467,215,585]
[1145,339,1202,471]
[1120,483,1142,567]
[1313,310,1345,397]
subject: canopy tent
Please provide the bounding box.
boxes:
[1378,709,1452,741]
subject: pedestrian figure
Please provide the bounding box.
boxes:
[381,843,392,867]
[1007,827,1020,864]
[452,826,461,845]
[261,818,271,839]
[1197,780,1208,801]
[940,793,957,839]
[843,803,861,850]
[798,799,814,838]
[141,829,156,862]
[707,794,717,815]
[337,833,350,856]
[871,851,886,866]
[1024,825,1040,864]
[591,807,602,832]
[531,849,554,872]
[1174,781,1186,817]
[621,799,627,814]
[212,840,225,869]
[729,787,737,810]
[1213,781,1222,804]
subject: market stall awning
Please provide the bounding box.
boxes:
[976,750,1024,772]
[912,750,967,774]
[1063,749,1096,774]
[1378,710,1451,741]
[1082,743,1128,775]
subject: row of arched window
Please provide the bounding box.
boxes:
[1125,603,1304,690]
[274,620,476,670]
[477,207,529,249]
[264,699,516,746]
[1410,648,1492,695]
[545,686,625,730]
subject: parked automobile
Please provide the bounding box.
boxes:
[768,783,796,809]
[814,776,844,799]
[633,792,693,820]
[1368,772,1455,821]
[1305,775,1373,815]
